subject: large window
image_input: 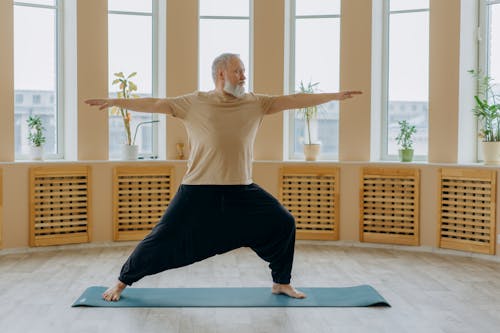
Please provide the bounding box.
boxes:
[483,1,500,99]
[108,0,158,159]
[198,0,250,91]
[288,0,341,160]
[383,0,429,159]
[14,0,62,159]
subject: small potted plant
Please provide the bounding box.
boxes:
[296,80,321,161]
[110,71,140,160]
[395,120,416,162]
[27,115,46,160]
[469,69,500,164]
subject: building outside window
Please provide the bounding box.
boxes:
[382,0,429,159]
[198,0,250,91]
[14,0,62,159]
[288,0,341,160]
[108,0,158,159]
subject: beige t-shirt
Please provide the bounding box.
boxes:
[167,91,276,185]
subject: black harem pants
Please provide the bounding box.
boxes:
[118,183,296,285]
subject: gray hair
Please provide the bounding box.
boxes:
[211,53,240,84]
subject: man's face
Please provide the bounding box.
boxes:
[222,57,246,97]
[224,57,246,86]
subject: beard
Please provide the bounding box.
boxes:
[223,80,246,98]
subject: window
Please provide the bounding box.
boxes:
[198,0,250,91]
[15,94,23,104]
[482,1,500,99]
[14,0,62,159]
[382,0,429,159]
[108,0,158,159]
[287,0,341,160]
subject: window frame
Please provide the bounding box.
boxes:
[107,1,160,160]
[380,0,430,161]
[286,0,341,161]
[14,0,64,160]
[198,0,253,92]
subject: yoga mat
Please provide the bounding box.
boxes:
[72,285,390,307]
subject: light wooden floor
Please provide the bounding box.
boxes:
[1,243,500,333]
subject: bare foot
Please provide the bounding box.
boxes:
[272,283,306,299]
[102,281,127,302]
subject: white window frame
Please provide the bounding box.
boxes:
[108,1,160,160]
[477,0,500,161]
[286,0,340,161]
[380,0,429,161]
[14,0,64,160]
[198,0,253,92]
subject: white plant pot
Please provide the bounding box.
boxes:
[121,144,139,160]
[303,143,321,161]
[481,141,500,165]
[30,146,44,160]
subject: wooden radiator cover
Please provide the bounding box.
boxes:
[30,166,91,247]
[360,167,420,246]
[438,168,496,255]
[279,166,339,240]
[113,166,173,241]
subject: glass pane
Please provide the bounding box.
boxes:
[108,13,154,159]
[15,0,55,6]
[14,5,57,156]
[387,11,429,156]
[294,18,340,157]
[390,0,429,12]
[489,4,500,95]
[296,0,340,16]
[199,19,250,91]
[108,0,152,13]
[199,0,249,17]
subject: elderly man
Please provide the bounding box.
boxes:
[86,53,361,301]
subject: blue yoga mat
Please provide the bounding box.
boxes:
[72,285,390,307]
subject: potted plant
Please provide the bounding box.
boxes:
[27,115,46,160]
[469,69,500,164]
[395,120,416,162]
[296,80,321,161]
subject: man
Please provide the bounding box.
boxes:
[85,53,361,301]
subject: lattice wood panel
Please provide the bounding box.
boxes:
[438,168,496,255]
[113,166,173,241]
[30,166,91,247]
[278,166,339,240]
[360,167,420,246]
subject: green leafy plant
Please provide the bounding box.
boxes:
[395,120,416,150]
[469,69,500,142]
[27,115,46,147]
[296,80,321,145]
[110,72,139,145]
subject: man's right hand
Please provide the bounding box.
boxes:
[85,99,113,110]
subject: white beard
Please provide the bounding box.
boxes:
[223,80,246,98]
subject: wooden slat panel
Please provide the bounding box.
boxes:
[438,168,496,255]
[279,166,339,241]
[113,166,174,241]
[29,166,91,247]
[360,167,420,246]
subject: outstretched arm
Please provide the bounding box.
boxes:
[85,98,174,115]
[266,91,362,115]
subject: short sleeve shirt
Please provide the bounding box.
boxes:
[167,91,275,185]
